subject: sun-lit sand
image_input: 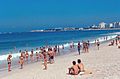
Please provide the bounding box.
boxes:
[0,41,120,79]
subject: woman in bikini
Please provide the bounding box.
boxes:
[36,52,39,62]
[7,54,12,72]
[30,49,34,62]
[43,50,47,70]
[19,53,24,69]
[25,51,29,63]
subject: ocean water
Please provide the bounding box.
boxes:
[0,30,120,61]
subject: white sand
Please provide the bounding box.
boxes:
[0,42,120,79]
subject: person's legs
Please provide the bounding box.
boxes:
[78,49,80,55]
[8,64,11,71]
[44,60,47,70]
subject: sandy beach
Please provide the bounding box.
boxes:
[0,41,120,79]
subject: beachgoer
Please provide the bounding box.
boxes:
[48,48,54,64]
[25,51,29,63]
[7,53,12,72]
[78,42,81,55]
[87,41,89,52]
[68,61,79,75]
[19,53,24,69]
[97,40,100,50]
[30,49,34,62]
[58,45,60,53]
[115,39,118,46]
[94,40,97,46]
[77,59,84,72]
[36,52,39,62]
[82,41,86,53]
[43,50,47,70]
[62,44,64,49]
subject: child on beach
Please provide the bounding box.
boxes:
[7,53,12,72]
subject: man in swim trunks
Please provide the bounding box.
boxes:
[77,59,84,72]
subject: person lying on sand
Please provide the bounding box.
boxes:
[68,61,79,75]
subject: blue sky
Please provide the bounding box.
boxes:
[0,0,120,32]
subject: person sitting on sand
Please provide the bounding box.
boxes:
[7,53,12,72]
[68,61,79,75]
[108,41,114,46]
[77,59,92,75]
[77,59,84,72]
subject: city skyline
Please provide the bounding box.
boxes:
[0,0,120,32]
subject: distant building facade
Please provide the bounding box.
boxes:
[99,22,106,29]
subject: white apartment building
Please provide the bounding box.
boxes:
[99,22,106,29]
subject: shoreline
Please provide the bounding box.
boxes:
[0,38,120,79]
[0,34,117,71]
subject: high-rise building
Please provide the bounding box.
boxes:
[109,23,114,28]
[99,22,106,29]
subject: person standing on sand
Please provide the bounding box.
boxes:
[48,48,54,64]
[36,52,39,62]
[7,53,12,72]
[94,40,97,46]
[43,50,47,70]
[78,41,81,55]
[58,45,60,54]
[97,40,100,50]
[30,49,34,62]
[62,44,64,49]
[19,53,24,69]
[25,51,29,63]
[115,38,118,46]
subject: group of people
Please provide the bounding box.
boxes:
[7,46,58,71]
[68,59,86,75]
[77,40,90,55]
[108,37,120,49]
